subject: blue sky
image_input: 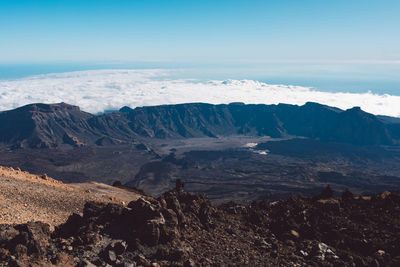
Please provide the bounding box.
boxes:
[0,0,399,63]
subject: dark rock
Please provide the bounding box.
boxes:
[319,185,334,199]
[113,180,123,187]
[184,259,196,267]
[128,198,163,222]
[140,221,162,246]
[285,240,296,247]
[82,201,108,219]
[160,209,180,242]
[126,198,166,246]
[13,222,51,255]
[106,250,117,263]
[13,244,27,258]
[176,179,184,192]
[169,247,188,262]
[56,213,83,237]
[391,256,400,267]
[80,259,97,267]
[0,226,19,242]
[341,189,354,201]
[8,257,24,267]
[113,241,127,255]
[133,255,151,267]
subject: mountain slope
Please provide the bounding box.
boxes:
[108,102,398,145]
[0,103,101,148]
[0,165,143,226]
[276,103,394,145]
[0,102,398,148]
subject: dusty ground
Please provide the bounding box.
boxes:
[0,166,142,227]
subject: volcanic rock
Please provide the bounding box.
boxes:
[0,184,399,266]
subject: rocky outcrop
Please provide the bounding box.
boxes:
[0,221,75,266]
[1,183,399,266]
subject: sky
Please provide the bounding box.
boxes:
[0,0,399,63]
[0,1,400,115]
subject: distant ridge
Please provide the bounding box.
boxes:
[0,103,99,148]
[0,102,399,148]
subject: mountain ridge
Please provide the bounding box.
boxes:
[0,101,399,148]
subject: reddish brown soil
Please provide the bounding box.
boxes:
[0,166,141,227]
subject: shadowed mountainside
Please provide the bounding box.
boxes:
[0,102,399,148]
[0,103,99,148]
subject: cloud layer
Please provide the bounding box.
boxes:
[0,69,399,117]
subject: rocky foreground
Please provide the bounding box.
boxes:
[0,181,399,266]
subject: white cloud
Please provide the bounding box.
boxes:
[0,69,400,117]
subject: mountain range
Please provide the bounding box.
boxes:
[0,101,399,149]
[1,101,400,203]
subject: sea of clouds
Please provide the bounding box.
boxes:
[0,69,399,117]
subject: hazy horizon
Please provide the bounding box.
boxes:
[1,61,400,94]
